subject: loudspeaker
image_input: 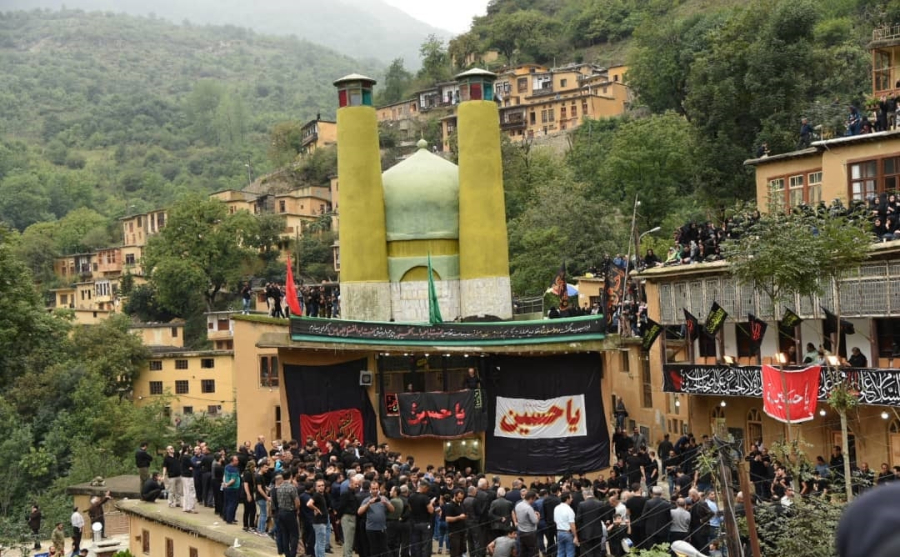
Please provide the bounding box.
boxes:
[359,371,373,386]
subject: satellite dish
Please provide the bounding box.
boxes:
[671,540,708,557]
[92,522,103,532]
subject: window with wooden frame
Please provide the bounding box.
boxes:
[875,50,892,93]
[846,155,900,201]
[767,169,823,209]
[142,530,150,554]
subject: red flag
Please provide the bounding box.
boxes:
[285,256,302,316]
[761,364,821,423]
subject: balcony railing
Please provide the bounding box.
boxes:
[873,25,900,42]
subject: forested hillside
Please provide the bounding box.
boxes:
[0,9,367,230]
[3,0,447,66]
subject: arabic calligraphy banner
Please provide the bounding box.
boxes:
[494,395,587,439]
[398,390,486,439]
[484,353,609,475]
[663,364,900,407]
[289,315,606,346]
[761,364,821,423]
[301,409,364,449]
[604,264,626,328]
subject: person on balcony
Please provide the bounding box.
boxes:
[848,347,868,368]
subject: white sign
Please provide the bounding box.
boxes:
[494,395,587,439]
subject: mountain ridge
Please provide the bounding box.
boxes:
[1,0,449,67]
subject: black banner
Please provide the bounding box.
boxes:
[484,353,609,475]
[684,309,700,342]
[780,308,802,329]
[283,359,378,445]
[604,264,626,328]
[704,301,728,337]
[397,390,487,439]
[748,313,767,348]
[822,306,856,335]
[641,318,663,351]
[663,364,900,406]
[290,315,606,346]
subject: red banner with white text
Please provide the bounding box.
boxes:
[300,408,364,450]
[762,364,821,423]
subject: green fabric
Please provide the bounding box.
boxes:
[428,253,443,324]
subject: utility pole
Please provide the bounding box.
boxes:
[736,459,762,557]
[715,446,743,557]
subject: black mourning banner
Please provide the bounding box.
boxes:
[641,318,663,351]
[283,358,378,445]
[822,306,856,335]
[290,316,605,345]
[748,313,768,348]
[683,309,700,342]
[484,353,609,475]
[781,308,802,330]
[397,390,487,439]
[704,301,728,337]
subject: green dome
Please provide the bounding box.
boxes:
[383,142,459,241]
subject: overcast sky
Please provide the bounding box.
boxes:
[381,0,489,34]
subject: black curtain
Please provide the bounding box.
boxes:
[283,358,377,445]
[483,353,609,475]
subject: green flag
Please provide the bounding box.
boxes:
[428,254,443,324]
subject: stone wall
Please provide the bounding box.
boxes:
[341,282,392,321]
[390,279,460,323]
[460,276,513,319]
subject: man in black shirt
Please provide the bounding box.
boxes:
[542,485,561,557]
[309,479,331,557]
[141,472,164,502]
[408,481,435,557]
[463,367,482,390]
[445,489,467,557]
[162,445,182,508]
[135,442,153,493]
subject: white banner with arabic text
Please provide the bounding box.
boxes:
[494,395,587,439]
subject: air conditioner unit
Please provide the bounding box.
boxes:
[359,371,373,386]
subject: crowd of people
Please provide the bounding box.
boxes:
[240,281,340,318]
[121,432,746,557]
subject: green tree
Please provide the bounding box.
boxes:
[448,33,482,70]
[418,35,451,84]
[143,195,260,313]
[378,58,413,106]
[268,121,305,167]
[70,314,152,396]
[596,113,699,228]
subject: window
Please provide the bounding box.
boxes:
[183,406,193,415]
[149,361,163,371]
[201,358,215,369]
[60,294,67,305]
[157,213,165,228]
[175,380,189,394]
[201,379,216,393]
[260,355,280,387]
[641,354,652,408]
[582,100,588,115]
[560,78,568,88]
[190,548,199,557]
[850,159,879,200]
[876,318,900,357]
[768,177,785,210]
[149,381,163,395]
[175,359,188,370]
[875,50,892,92]
[620,351,630,373]
[171,327,178,338]
[541,109,548,124]
[529,111,536,125]
[735,322,753,358]
[142,530,150,554]
[561,106,567,120]
[125,253,135,265]
[207,404,219,415]
[166,538,174,557]
[279,200,286,213]
[275,405,283,439]
[789,174,804,207]
[517,77,527,93]
[548,108,554,122]
[808,171,822,205]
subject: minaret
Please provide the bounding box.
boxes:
[333,74,391,321]
[455,69,513,319]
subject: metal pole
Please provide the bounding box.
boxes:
[717,451,743,557]
[736,460,763,557]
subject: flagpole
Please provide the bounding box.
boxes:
[779,362,793,444]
